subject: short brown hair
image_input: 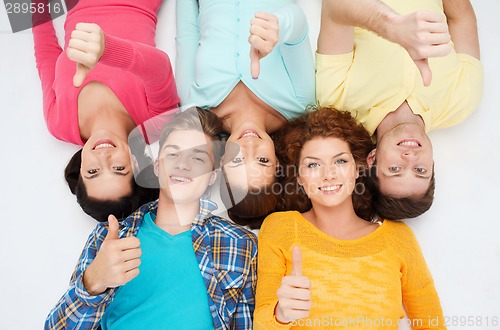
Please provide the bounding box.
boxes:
[276,105,376,221]
[366,162,435,220]
[159,107,224,162]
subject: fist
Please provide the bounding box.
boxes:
[249,12,279,79]
[66,22,105,87]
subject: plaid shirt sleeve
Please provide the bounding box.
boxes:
[44,224,116,330]
[232,237,258,330]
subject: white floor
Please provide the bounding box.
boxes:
[1,1,499,329]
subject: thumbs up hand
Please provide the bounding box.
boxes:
[249,12,279,79]
[66,23,105,87]
[275,246,312,324]
[83,215,142,295]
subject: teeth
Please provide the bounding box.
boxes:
[242,132,259,138]
[171,176,192,183]
[399,141,419,147]
[320,185,341,192]
[95,143,115,149]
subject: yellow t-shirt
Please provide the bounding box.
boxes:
[254,211,446,330]
[316,0,483,136]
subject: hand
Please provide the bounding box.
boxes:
[66,22,105,87]
[275,246,312,324]
[83,215,142,295]
[249,12,279,79]
[387,11,451,86]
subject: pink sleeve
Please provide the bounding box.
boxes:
[32,21,62,125]
[99,35,180,113]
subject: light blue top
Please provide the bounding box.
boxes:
[101,212,214,330]
[176,0,315,120]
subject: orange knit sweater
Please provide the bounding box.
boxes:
[254,211,446,329]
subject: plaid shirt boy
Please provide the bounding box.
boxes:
[45,199,257,330]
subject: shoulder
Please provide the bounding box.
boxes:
[382,220,416,237]
[381,220,421,251]
[205,215,258,249]
[122,200,158,228]
[259,211,300,239]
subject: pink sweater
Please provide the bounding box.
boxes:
[33,0,179,145]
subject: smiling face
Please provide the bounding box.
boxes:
[156,129,216,205]
[298,137,359,209]
[371,123,434,198]
[80,130,134,200]
[222,127,278,193]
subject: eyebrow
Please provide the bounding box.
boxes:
[227,161,273,168]
[163,145,210,155]
[303,152,347,161]
[382,172,432,180]
[84,171,130,180]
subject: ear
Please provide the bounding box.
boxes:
[366,149,377,168]
[131,154,139,173]
[208,169,219,186]
[154,158,159,178]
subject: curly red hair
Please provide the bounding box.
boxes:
[275,105,376,221]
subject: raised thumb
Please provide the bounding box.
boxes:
[250,47,261,79]
[73,63,89,88]
[291,245,303,276]
[105,214,120,241]
[414,58,432,87]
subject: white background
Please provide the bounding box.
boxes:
[0,0,499,329]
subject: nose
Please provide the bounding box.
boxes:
[323,165,336,181]
[237,141,256,160]
[174,153,191,171]
[401,150,417,160]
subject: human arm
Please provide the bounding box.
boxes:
[443,0,480,59]
[397,225,446,330]
[44,223,113,329]
[175,0,199,104]
[249,4,309,79]
[232,239,258,330]
[67,23,179,111]
[320,0,451,86]
[32,19,62,127]
[253,219,311,329]
[45,216,141,329]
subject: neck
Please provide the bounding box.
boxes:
[376,102,424,141]
[304,199,365,239]
[155,192,200,234]
[80,108,136,141]
[223,106,270,134]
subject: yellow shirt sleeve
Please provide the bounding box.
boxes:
[254,213,295,330]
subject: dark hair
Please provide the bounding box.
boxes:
[366,162,435,220]
[220,169,279,229]
[65,149,159,222]
[276,105,376,221]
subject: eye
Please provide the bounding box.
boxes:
[231,157,243,164]
[335,159,347,165]
[307,162,319,168]
[257,157,269,163]
[88,169,98,174]
[166,152,179,158]
[193,156,206,163]
[415,167,426,174]
[113,166,125,171]
[389,166,401,173]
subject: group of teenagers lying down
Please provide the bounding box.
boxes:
[34,0,483,329]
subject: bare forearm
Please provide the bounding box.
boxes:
[323,0,398,39]
[443,0,480,59]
